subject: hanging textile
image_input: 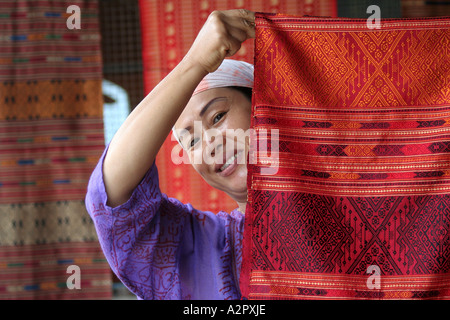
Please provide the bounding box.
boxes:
[0,0,111,299]
[241,13,450,299]
[138,0,337,214]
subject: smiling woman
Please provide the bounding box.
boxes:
[175,86,251,212]
[85,9,256,300]
[172,60,253,212]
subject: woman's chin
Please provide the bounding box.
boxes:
[223,165,248,197]
[208,163,247,197]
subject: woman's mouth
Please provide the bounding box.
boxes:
[216,150,243,177]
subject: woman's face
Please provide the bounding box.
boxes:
[173,87,251,204]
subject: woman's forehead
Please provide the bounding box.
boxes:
[174,87,233,130]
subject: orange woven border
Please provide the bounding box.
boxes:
[248,270,450,300]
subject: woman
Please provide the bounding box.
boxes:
[85,9,256,300]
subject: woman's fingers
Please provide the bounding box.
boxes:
[186,9,255,73]
[212,10,255,58]
[221,9,255,39]
[223,32,242,57]
[233,9,256,38]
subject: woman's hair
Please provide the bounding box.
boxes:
[229,86,252,102]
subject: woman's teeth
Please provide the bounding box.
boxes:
[219,153,239,172]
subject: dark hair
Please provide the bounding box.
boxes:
[228,86,252,102]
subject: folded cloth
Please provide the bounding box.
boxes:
[240,13,450,300]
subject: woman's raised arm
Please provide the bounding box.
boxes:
[103,9,255,207]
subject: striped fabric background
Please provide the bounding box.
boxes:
[0,0,111,299]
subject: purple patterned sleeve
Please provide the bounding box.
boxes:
[85,147,244,300]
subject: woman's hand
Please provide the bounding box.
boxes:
[185,9,255,74]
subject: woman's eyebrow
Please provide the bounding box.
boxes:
[199,96,227,117]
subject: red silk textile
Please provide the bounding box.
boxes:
[241,13,450,299]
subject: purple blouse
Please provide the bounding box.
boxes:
[85,147,244,300]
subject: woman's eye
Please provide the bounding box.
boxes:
[213,112,226,124]
[190,137,199,148]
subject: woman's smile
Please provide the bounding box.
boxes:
[216,149,244,176]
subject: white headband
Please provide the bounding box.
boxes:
[172,59,254,146]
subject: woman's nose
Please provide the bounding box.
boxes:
[203,128,224,158]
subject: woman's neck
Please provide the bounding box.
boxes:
[237,202,246,214]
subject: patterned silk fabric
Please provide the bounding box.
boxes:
[240,13,450,299]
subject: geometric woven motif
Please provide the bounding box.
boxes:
[250,192,450,275]
[241,13,450,299]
